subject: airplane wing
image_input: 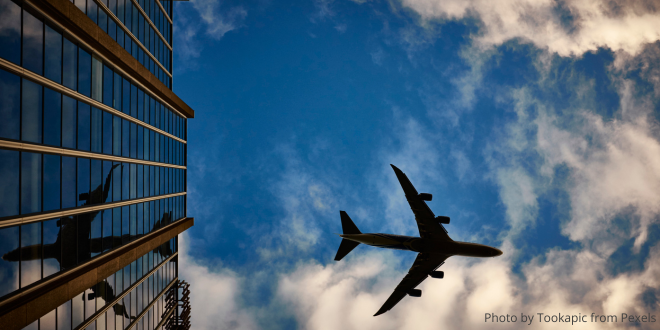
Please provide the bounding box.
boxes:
[391,165,452,241]
[374,253,449,316]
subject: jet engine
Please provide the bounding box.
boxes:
[436,216,450,224]
[408,289,422,297]
[430,271,444,279]
[418,193,432,201]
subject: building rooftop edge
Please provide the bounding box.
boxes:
[33,0,196,118]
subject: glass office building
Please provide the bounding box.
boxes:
[0,0,194,329]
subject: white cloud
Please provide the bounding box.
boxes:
[178,233,258,330]
[399,0,660,57]
[191,0,248,40]
[174,0,247,68]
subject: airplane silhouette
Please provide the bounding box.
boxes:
[87,279,137,320]
[335,165,503,316]
[3,163,175,270]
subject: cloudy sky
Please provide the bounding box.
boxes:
[171,0,660,329]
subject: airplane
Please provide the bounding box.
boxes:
[334,164,503,316]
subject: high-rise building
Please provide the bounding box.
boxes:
[0,0,194,329]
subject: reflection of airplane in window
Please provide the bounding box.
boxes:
[2,164,174,270]
[334,165,503,316]
[86,279,136,320]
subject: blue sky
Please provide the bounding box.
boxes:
[171,1,660,329]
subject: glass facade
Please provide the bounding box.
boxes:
[0,0,190,328]
[23,239,177,330]
[75,0,173,88]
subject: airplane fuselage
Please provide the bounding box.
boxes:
[340,233,502,258]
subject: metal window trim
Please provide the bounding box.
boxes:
[0,191,186,228]
[0,56,186,143]
[0,138,186,168]
[21,0,189,119]
[156,0,174,25]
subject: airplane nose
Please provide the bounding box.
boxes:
[493,248,503,257]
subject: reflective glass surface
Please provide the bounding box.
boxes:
[0,0,186,308]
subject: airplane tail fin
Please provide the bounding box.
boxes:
[335,239,360,261]
[335,211,361,261]
[340,211,361,234]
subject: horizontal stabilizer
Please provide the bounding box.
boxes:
[340,211,361,234]
[334,239,360,261]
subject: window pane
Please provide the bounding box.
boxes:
[62,156,76,209]
[113,162,122,202]
[130,204,136,240]
[113,115,121,156]
[78,48,92,97]
[78,102,91,151]
[60,215,76,269]
[130,122,137,158]
[137,203,143,236]
[122,119,129,157]
[91,159,102,204]
[92,55,103,101]
[122,206,129,244]
[22,10,44,75]
[62,96,77,148]
[113,207,121,248]
[127,79,134,117]
[20,222,41,287]
[91,107,102,153]
[21,152,42,214]
[58,300,72,330]
[77,158,90,207]
[44,154,61,212]
[117,0,125,22]
[84,292,96,328]
[45,25,63,83]
[91,210,102,257]
[102,209,112,252]
[103,161,114,203]
[44,87,62,147]
[40,309,56,330]
[43,218,60,277]
[106,309,114,330]
[130,163,136,199]
[103,65,113,107]
[72,292,84,329]
[143,127,149,161]
[136,88,143,121]
[87,0,98,24]
[149,130,155,161]
[0,68,20,140]
[152,165,158,196]
[78,212,92,264]
[137,126,144,160]
[103,112,113,154]
[0,225,19,298]
[98,6,107,34]
[137,164,143,198]
[74,0,85,12]
[149,97,155,125]
[122,163,129,200]
[0,0,21,64]
[0,150,19,218]
[62,37,77,90]
[114,72,122,111]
